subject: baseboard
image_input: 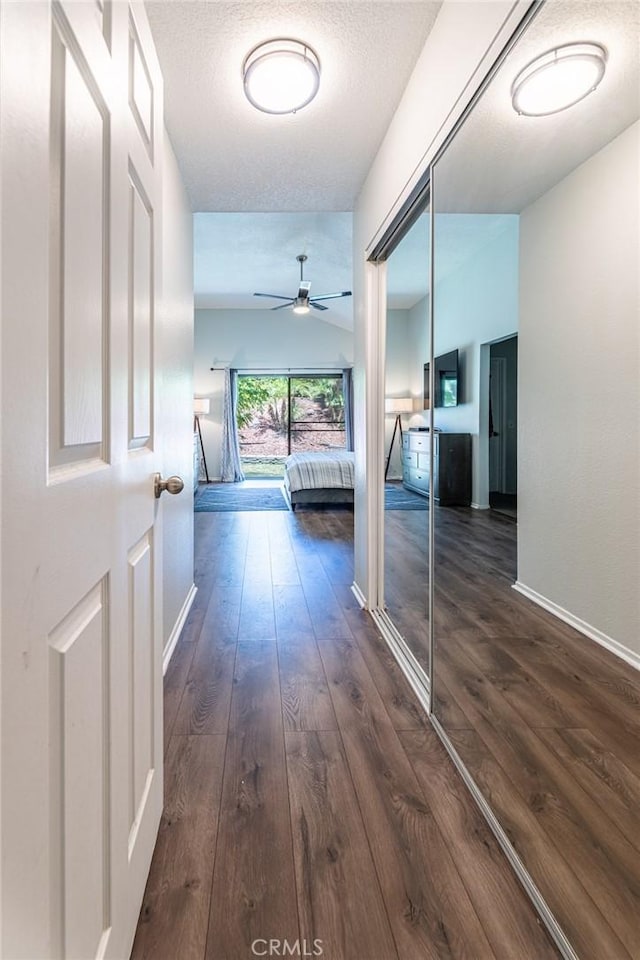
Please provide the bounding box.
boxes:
[471,501,489,510]
[162,583,197,675]
[350,581,368,610]
[369,606,431,710]
[513,580,640,672]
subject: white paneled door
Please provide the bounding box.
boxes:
[0,2,169,957]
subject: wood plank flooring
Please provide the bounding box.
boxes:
[385,504,640,960]
[384,501,430,674]
[131,507,558,960]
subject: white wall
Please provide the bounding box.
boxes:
[384,309,411,478]
[194,309,354,478]
[352,0,530,599]
[433,214,519,507]
[384,301,432,478]
[518,120,640,660]
[408,295,430,419]
[159,131,194,655]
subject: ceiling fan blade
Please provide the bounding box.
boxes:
[254,292,294,301]
[309,291,352,302]
[271,301,294,311]
[310,301,328,311]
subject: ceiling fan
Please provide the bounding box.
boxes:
[254,254,352,314]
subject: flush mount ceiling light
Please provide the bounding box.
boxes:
[511,42,607,117]
[243,38,321,115]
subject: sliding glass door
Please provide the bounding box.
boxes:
[290,376,346,450]
[237,374,346,476]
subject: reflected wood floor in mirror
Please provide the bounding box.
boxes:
[131,509,558,960]
[433,506,640,960]
[385,507,430,674]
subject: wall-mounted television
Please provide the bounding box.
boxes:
[424,350,459,408]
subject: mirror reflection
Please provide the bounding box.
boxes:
[384,210,431,675]
[432,2,640,957]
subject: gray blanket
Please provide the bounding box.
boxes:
[284,451,355,492]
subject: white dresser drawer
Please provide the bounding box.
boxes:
[408,431,430,452]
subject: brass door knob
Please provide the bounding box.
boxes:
[154,473,185,499]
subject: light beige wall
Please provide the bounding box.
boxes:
[352,0,530,599]
[518,120,640,661]
[160,130,194,656]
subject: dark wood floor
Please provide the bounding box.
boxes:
[131,507,558,960]
[385,504,640,960]
[384,501,429,673]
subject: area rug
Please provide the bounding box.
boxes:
[385,483,428,510]
[196,482,426,512]
[195,483,288,512]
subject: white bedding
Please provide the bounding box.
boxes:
[284,450,355,493]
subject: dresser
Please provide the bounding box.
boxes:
[402,430,471,505]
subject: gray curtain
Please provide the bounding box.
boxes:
[343,367,354,451]
[220,368,245,482]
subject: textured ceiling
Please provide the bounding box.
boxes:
[388,0,640,310]
[146,0,442,212]
[435,0,640,214]
[149,1,639,327]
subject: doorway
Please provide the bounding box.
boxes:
[489,335,518,518]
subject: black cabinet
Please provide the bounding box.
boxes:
[402,430,471,506]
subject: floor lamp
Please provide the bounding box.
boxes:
[193,397,211,483]
[384,397,413,481]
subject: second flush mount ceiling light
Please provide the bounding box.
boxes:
[511,42,607,117]
[243,38,321,115]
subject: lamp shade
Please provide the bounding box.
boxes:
[194,397,210,416]
[385,397,414,415]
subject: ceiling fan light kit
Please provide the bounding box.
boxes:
[243,38,321,115]
[511,42,607,117]
[254,254,352,315]
[292,299,310,315]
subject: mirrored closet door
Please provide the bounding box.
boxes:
[383,209,431,676]
[431,2,640,957]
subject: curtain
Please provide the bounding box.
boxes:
[343,367,354,452]
[220,368,245,482]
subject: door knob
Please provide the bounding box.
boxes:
[154,473,184,499]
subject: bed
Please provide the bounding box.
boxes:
[282,450,355,510]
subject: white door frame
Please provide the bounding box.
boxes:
[489,355,508,493]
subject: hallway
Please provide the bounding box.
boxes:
[131,509,556,960]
